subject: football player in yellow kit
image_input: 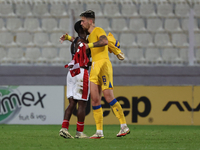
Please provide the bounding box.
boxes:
[80,10,130,139]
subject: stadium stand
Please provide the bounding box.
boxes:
[0,0,200,66]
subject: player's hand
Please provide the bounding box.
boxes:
[117,52,125,60]
[59,34,67,44]
[85,43,89,49]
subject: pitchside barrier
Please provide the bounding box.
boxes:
[1,85,200,125]
[0,86,64,124]
[65,86,200,125]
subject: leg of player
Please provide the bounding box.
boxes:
[75,100,89,138]
[103,89,130,137]
[59,97,77,139]
[89,82,104,139]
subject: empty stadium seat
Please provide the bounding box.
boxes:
[182,18,199,32]
[126,48,144,64]
[68,2,84,17]
[154,33,172,48]
[25,48,41,63]
[59,46,72,63]
[121,2,138,17]
[0,48,6,61]
[0,2,15,17]
[129,18,146,32]
[0,18,6,31]
[103,3,121,17]
[193,3,200,17]
[34,32,50,46]
[162,48,179,63]
[50,3,68,17]
[42,47,58,61]
[95,18,111,32]
[16,32,33,46]
[172,33,189,48]
[6,18,23,32]
[24,18,41,32]
[175,2,190,17]
[32,3,50,17]
[112,18,128,32]
[139,3,156,17]
[157,3,174,18]
[42,18,58,32]
[119,33,137,48]
[137,33,154,47]
[164,18,182,32]
[7,47,24,63]
[145,48,161,63]
[195,48,200,63]
[147,18,163,32]
[86,2,103,17]
[16,3,32,17]
[0,32,14,46]
[59,18,70,32]
[179,48,188,63]
[50,32,64,47]
[194,33,200,48]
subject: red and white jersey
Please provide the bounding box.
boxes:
[65,43,89,77]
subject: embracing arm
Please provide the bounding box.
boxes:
[59,33,75,44]
[86,35,108,49]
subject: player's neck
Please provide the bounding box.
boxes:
[88,24,95,34]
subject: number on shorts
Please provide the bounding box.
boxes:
[102,75,106,83]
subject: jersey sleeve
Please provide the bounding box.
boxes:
[96,27,107,39]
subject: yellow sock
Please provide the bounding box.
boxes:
[111,101,126,124]
[93,106,103,131]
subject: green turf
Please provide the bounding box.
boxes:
[0,125,200,150]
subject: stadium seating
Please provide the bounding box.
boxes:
[16,32,33,46]
[129,18,146,32]
[154,33,172,48]
[162,48,179,64]
[16,3,32,17]
[86,2,103,17]
[145,48,161,64]
[103,2,121,17]
[126,48,144,64]
[24,18,42,32]
[175,2,190,18]
[119,33,137,48]
[59,46,72,63]
[25,48,41,63]
[139,3,156,17]
[121,2,138,17]
[147,18,164,32]
[164,18,182,32]
[0,0,199,66]
[6,18,24,32]
[50,3,68,17]
[0,2,15,17]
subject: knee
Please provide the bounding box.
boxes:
[91,99,101,106]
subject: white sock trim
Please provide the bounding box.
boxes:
[121,124,127,128]
[97,130,103,134]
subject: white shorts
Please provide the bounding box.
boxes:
[66,68,90,101]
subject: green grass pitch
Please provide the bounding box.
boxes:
[0,125,200,150]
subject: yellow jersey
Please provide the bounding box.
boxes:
[87,27,109,62]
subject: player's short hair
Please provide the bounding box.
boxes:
[74,20,83,33]
[80,10,95,19]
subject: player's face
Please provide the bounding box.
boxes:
[80,17,90,31]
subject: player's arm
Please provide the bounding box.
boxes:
[59,33,75,44]
[85,35,108,49]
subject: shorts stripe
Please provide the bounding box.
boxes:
[82,69,89,99]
